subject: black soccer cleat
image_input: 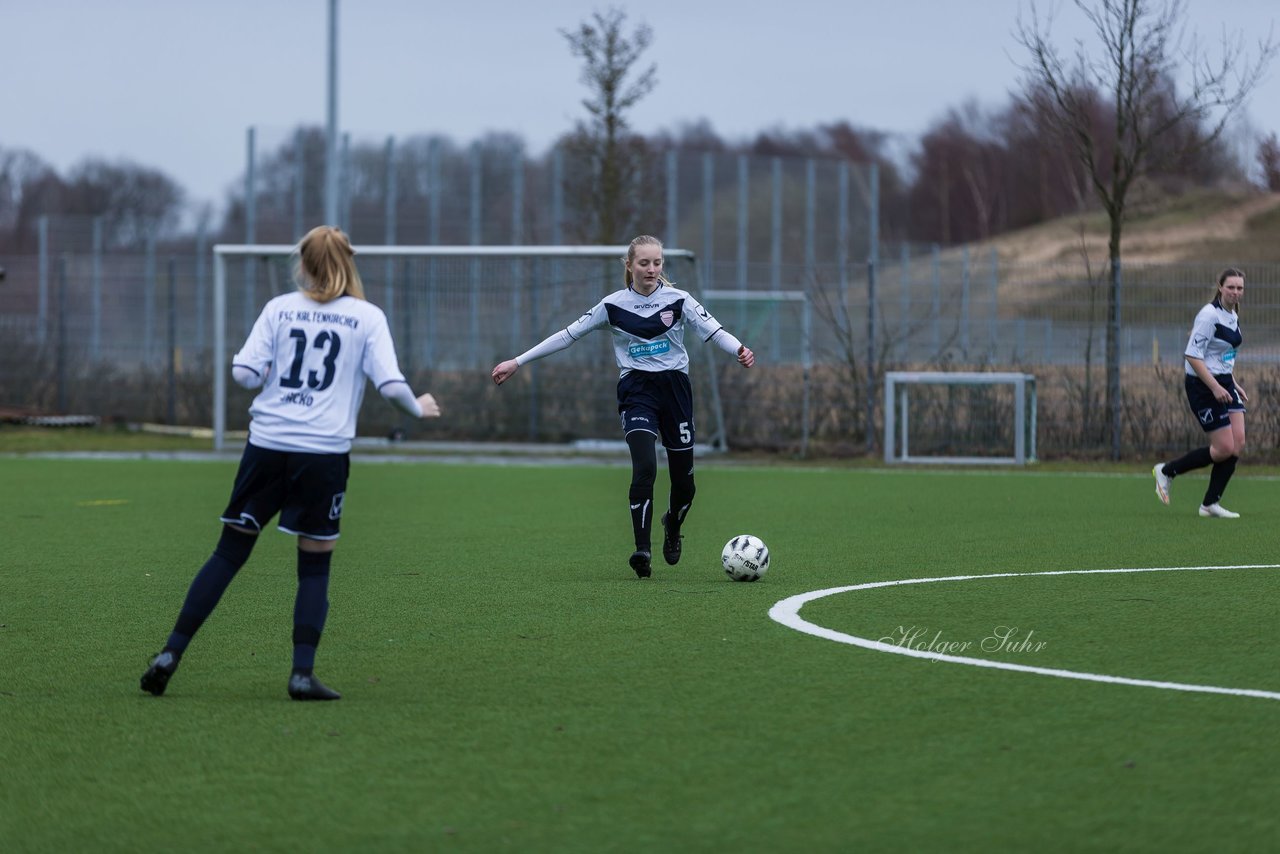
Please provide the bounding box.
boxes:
[140,650,178,697]
[629,549,652,579]
[288,672,342,701]
[660,512,683,566]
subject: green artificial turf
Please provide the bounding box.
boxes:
[1,458,1276,852]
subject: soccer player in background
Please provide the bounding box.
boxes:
[140,225,441,700]
[491,234,754,578]
[1152,267,1247,518]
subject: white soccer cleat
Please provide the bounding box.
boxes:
[1152,465,1171,505]
[1198,503,1240,519]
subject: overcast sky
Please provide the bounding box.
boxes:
[5,0,1278,210]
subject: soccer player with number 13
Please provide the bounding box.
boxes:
[141,225,441,701]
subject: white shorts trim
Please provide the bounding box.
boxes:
[278,524,341,541]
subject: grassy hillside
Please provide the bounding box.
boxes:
[981,185,1280,268]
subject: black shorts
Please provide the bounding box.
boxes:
[220,442,351,540]
[1185,373,1245,433]
[617,369,695,450]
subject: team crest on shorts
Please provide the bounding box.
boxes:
[660,310,674,327]
[329,492,345,520]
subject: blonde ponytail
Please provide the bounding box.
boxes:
[296,225,366,303]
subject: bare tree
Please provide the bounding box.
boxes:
[1259,132,1280,191]
[1017,0,1276,459]
[559,7,658,244]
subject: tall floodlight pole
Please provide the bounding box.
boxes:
[324,0,339,225]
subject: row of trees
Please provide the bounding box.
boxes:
[2,4,1277,259]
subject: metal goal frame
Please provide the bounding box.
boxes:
[883,371,1037,465]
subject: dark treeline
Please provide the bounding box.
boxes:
[0,78,1265,259]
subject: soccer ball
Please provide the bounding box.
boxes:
[721,534,770,582]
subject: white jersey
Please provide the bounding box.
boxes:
[1184,298,1242,377]
[232,291,407,453]
[566,283,730,376]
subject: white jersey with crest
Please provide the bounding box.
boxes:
[1184,298,1242,376]
[567,283,728,376]
[232,291,407,453]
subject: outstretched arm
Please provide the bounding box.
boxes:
[708,328,754,368]
[379,380,442,418]
[492,329,576,385]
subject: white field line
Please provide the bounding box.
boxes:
[769,564,1280,702]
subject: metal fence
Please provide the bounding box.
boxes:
[4,226,1278,460]
[237,127,880,276]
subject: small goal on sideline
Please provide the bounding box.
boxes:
[884,371,1037,465]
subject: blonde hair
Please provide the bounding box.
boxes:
[295,225,365,303]
[623,234,674,289]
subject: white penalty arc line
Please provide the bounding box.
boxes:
[768,564,1280,702]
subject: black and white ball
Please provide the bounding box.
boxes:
[721,534,770,582]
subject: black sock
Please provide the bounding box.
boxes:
[1163,447,1213,478]
[166,527,257,655]
[1203,456,1238,507]
[666,448,696,530]
[293,549,333,672]
[626,432,657,551]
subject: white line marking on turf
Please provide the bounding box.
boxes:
[769,564,1280,702]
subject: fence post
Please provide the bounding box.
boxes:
[736,155,748,329]
[384,135,397,316]
[244,126,257,338]
[770,158,782,354]
[702,152,714,290]
[961,245,970,355]
[91,216,103,361]
[866,162,879,454]
[425,137,441,369]
[469,142,482,367]
[666,149,678,247]
[931,243,941,355]
[838,162,849,326]
[511,149,524,345]
[145,235,157,361]
[989,247,998,358]
[341,132,352,231]
[196,224,207,353]
[38,215,49,348]
[804,159,815,285]
[900,242,910,361]
[294,127,306,240]
[168,256,177,424]
[57,253,68,412]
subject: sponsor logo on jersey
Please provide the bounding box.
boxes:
[628,340,671,357]
[660,310,674,326]
[633,302,660,310]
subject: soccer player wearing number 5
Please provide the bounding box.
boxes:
[491,235,754,578]
[141,226,441,701]
[1152,268,1247,518]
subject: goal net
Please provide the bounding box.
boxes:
[699,290,812,455]
[883,371,1037,464]
[211,244,735,452]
